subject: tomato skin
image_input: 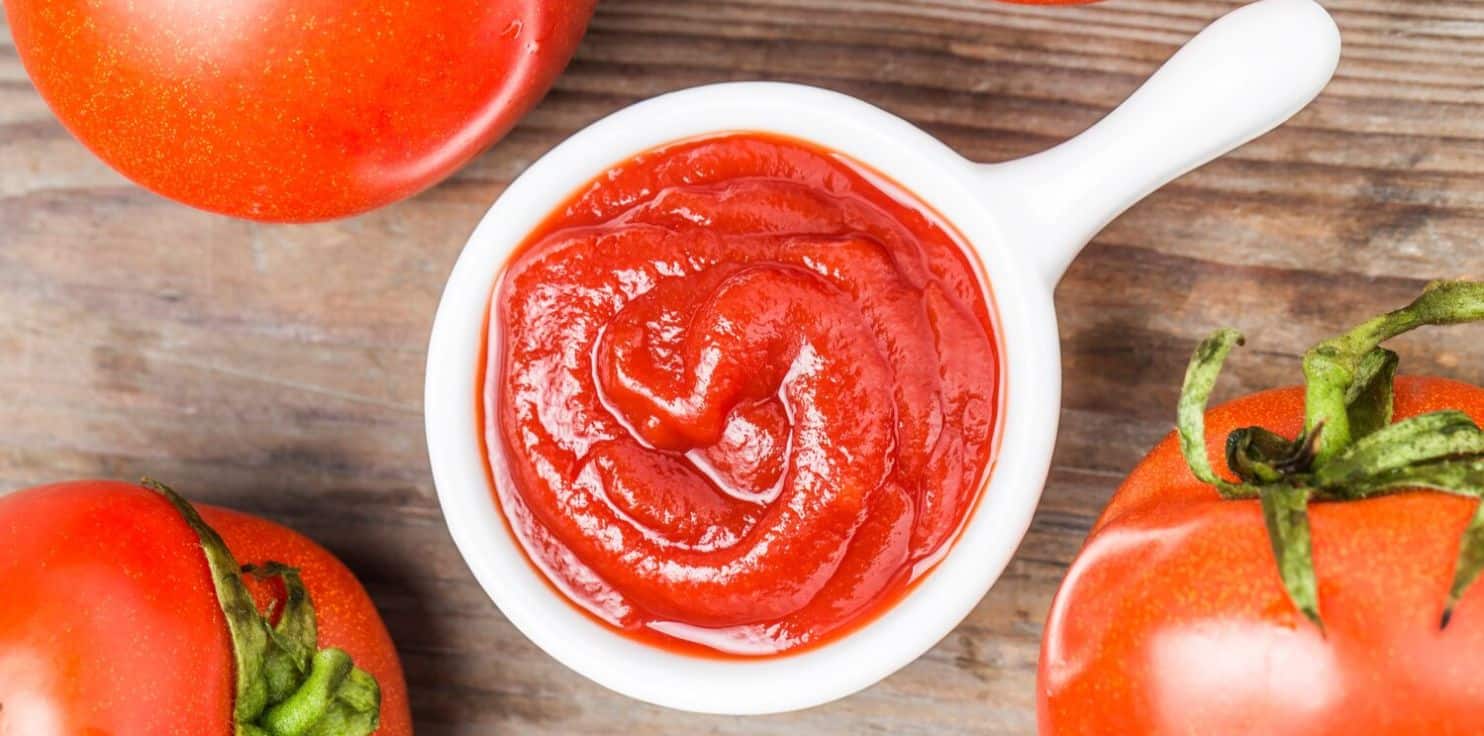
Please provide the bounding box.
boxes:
[0,481,233,735]
[4,0,595,221]
[1039,377,1484,735]
[0,481,410,735]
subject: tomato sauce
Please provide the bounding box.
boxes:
[481,133,1000,656]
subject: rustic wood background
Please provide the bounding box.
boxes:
[3,1,1483,733]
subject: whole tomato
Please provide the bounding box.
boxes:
[4,0,596,221]
[1040,282,1484,735]
[0,480,412,736]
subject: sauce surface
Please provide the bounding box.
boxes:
[483,133,1000,655]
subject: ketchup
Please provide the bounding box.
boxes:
[482,133,1000,656]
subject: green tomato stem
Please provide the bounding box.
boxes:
[1303,281,1484,464]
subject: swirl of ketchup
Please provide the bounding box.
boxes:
[482,134,1000,656]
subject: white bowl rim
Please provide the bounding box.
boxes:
[424,81,1061,715]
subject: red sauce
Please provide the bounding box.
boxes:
[481,133,1000,656]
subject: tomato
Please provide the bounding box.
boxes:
[0,480,411,736]
[4,0,596,221]
[1040,282,1484,735]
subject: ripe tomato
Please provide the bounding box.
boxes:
[0,480,411,736]
[4,0,596,221]
[1040,282,1484,735]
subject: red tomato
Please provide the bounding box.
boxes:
[1039,377,1484,735]
[0,480,412,736]
[4,0,596,221]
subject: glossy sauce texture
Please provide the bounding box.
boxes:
[485,134,1000,655]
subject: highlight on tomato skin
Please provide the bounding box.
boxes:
[0,479,412,736]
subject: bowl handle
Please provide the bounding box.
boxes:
[976,0,1340,288]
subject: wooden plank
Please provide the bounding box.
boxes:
[2,1,1483,732]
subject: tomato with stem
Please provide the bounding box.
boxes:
[0,479,411,736]
[1041,281,1484,734]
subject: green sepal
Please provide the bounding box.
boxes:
[261,649,381,736]
[141,480,381,736]
[1259,484,1321,628]
[1446,502,1484,628]
[1338,457,1484,500]
[1315,411,1484,489]
[145,479,279,722]
[245,563,318,704]
[1177,329,1257,498]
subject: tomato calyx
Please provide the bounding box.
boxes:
[143,480,382,736]
[1175,281,1484,630]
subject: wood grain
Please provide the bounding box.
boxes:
[3,1,1484,733]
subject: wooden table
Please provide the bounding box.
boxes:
[3,1,1482,732]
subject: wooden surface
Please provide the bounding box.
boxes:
[4,1,1484,733]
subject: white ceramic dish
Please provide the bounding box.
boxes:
[425,0,1341,716]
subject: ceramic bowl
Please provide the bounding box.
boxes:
[425,0,1340,714]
